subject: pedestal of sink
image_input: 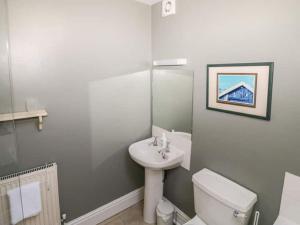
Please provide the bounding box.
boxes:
[128,138,184,224]
[143,168,164,224]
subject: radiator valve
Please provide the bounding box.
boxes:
[61,213,67,225]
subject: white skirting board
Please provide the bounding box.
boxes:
[163,197,191,225]
[66,187,144,225]
[66,187,191,225]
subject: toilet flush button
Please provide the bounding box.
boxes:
[233,210,247,219]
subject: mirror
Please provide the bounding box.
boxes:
[152,69,193,135]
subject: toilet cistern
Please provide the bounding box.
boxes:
[186,168,257,225]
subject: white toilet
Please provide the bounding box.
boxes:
[273,172,300,225]
[185,169,257,225]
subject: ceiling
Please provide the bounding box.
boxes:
[135,0,162,5]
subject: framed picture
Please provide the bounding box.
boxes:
[207,62,274,120]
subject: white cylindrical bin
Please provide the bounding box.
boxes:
[156,200,174,225]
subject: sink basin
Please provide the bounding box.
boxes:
[129,137,184,170]
[129,137,185,224]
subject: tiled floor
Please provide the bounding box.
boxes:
[98,202,149,225]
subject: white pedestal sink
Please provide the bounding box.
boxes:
[129,138,184,224]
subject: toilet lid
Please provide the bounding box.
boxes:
[184,216,207,225]
[274,216,300,225]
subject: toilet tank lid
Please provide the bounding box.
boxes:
[192,169,257,213]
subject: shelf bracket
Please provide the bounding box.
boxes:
[38,116,43,131]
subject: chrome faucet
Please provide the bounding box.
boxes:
[149,136,159,146]
[160,142,170,160]
[158,141,170,154]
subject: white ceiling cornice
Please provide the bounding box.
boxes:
[135,0,162,6]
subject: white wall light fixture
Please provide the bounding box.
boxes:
[153,58,187,66]
[162,0,176,17]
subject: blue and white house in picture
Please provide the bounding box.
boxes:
[207,63,274,120]
[217,73,257,107]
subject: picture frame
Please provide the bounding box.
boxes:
[206,62,274,120]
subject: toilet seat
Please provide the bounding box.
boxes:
[273,173,300,225]
[184,216,207,225]
[274,216,299,225]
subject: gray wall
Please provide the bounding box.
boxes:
[7,0,151,221]
[4,0,300,224]
[152,1,300,225]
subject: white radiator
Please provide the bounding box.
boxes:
[0,163,61,225]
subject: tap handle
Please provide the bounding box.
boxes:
[153,136,159,146]
[166,141,171,152]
